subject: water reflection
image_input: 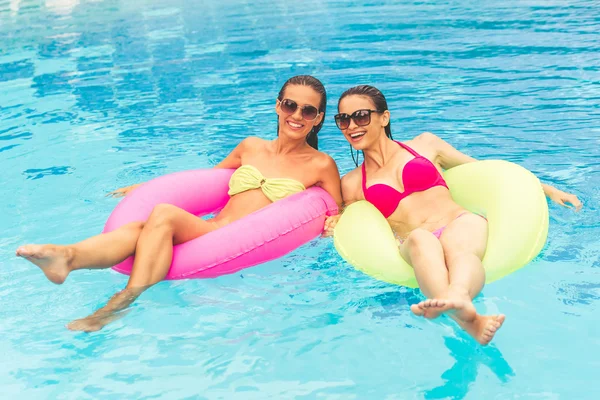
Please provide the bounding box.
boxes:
[424,335,514,399]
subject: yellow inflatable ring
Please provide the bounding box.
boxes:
[333,160,549,288]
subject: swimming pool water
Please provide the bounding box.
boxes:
[1,0,599,398]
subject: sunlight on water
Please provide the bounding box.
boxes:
[1,0,598,398]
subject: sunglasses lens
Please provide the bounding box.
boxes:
[302,106,318,121]
[335,114,350,129]
[354,110,371,126]
[280,99,298,115]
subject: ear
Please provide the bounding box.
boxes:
[314,112,324,127]
[381,110,390,128]
[275,99,280,112]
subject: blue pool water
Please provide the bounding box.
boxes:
[1,0,599,398]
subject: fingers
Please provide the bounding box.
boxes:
[567,195,583,211]
[571,200,583,212]
[321,225,334,237]
[558,200,571,208]
[562,195,583,212]
[558,195,583,212]
[324,217,336,229]
[106,190,125,198]
[322,216,337,237]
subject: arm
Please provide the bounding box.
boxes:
[340,172,361,208]
[318,155,343,211]
[109,138,252,197]
[541,183,583,211]
[107,183,143,198]
[419,132,477,170]
[323,171,360,236]
[421,132,583,211]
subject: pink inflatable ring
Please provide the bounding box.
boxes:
[103,169,338,279]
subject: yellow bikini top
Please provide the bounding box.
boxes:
[228,165,306,202]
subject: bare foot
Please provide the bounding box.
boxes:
[410,295,477,320]
[67,317,104,332]
[67,289,140,332]
[411,299,453,319]
[444,292,477,322]
[67,311,127,332]
[459,314,506,345]
[15,244,74,284]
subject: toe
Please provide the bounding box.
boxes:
[16,247,30,257]
[411,304,425,316]
[429,299,446,309]
[492,315,506,329]
[424,299,441,308]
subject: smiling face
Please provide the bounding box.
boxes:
[276,84,324,142]
[337,94,390,150]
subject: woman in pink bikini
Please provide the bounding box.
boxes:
[325,85,582,345]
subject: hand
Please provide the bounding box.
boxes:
[547,189,583,212]
[106,184,141,198]
[323,214,341,237]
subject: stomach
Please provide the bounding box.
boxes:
[211,189,273,227]
[386,187,465,238]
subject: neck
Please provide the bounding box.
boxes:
[273,136,309,155]
[363,134,395,168]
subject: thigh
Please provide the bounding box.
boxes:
[439,213,488,261]
[162,205,220,245]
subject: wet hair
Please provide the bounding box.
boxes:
[338,85,393,166]
[277,75,327,150]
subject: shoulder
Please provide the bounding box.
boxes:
[413,131,440,146]
[235,137,268,155]
[311,150,338,172]
[239,136,266,149]
[408,132,445,159]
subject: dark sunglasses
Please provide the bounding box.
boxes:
[334,109,380,130]
[279,98,320,121]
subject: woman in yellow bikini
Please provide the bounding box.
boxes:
[15,75,343,332]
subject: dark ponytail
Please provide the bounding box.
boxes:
[277,75,327,150]
[338,85,393,166]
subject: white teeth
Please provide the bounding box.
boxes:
[288,121,302,128]
[350,132,365,138]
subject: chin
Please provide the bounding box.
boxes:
[282,128,310,140]
[347,141,368,151]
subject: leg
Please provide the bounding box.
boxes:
[439,214,505,345]
[399,229,452,318]
[68,204,218,332]
[16,222,145,284]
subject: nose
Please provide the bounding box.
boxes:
[347,117,358,130]
[291,107,303,121]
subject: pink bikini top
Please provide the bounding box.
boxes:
[361,141,448,218]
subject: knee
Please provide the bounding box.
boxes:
[405,229,437,255]
[128,221,145,232]
[146,204,177,230]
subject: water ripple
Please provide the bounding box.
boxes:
[1,0,599,398]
